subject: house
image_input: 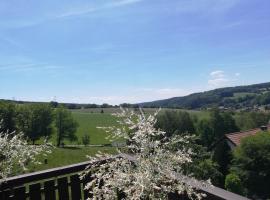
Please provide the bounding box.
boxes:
[225,125,270,150]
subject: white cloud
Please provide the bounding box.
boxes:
[0,0,144,29]
[56,0,143,19]
[208,70,240,88]
[50,87,199,105]
[210,70,225,78]
[0,62,63,72]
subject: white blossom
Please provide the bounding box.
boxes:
[0,124,52,181]
[81,108,212,199]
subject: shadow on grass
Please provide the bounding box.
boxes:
[61,146,82,150]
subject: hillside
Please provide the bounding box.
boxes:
[139,82,270,110]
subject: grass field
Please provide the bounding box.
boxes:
[72,112,119,145]
[68,108,209,145]
[24,108,208,174]
[14,146,117,175]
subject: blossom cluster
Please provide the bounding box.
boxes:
[0,126,52,181]
[81,108,211,199]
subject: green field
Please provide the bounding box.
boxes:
[69,108,209,145]
[72,111,119,145]
[23,108,209,174]
[15,146,117,175]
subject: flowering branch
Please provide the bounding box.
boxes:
[0,124,52,181]
[81,108,211,199]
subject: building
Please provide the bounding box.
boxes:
[225,125,270,150]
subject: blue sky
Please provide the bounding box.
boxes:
[0,0,269,105]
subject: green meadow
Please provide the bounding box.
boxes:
[17,146,117,175]
[24,108,209,174]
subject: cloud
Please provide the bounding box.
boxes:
[208,70,240,88]
[53,87,197,105]
[56,0,143,19]
[0,62,63,72]
[0,0,144,29]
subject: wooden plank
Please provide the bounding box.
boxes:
[44,180,56,200]
[0,157,114,190]
[83,174,92,200]
[0,190,11,200]
[58,177,69,200]
[29,183,41,200]
[13,186,26,200]
[70,174,82,200]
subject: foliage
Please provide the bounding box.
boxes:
[139,82,270,109]
[82,134,90,146]
[55,107,78,147]
[235,112,270,130]
[198,109,239,149]
[225,173,245,195]
[156,110,195,137]
[0,127,51,180]
[16,104,54,144]
[81,108,211,199]
[0,102,16,133]
[230,132,270,198]
[193,159,223,186]
[197,119,213,148]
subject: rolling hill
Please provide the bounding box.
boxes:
[139,82,270,110]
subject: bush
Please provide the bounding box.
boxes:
[225,173,245,195]
[81,134,90,146]
[81,108,211,199]
[231,132,270,198]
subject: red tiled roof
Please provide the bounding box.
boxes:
[225,125,270,146]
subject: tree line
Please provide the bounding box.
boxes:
[155,109,270,199]
[0,101,78,147]
[139,82,270,109]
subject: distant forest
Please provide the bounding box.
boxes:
[0,100,118,110]
[2,82,270,111]
[139,82,270,110]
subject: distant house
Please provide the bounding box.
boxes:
[225,125,270,150]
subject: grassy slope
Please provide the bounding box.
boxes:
[72,111,119,145]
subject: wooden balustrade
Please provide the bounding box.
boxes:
[0,155,249,200]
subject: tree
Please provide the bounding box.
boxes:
[225,173,245,195]
[235,112,270,130]
[0,127,51,180]
[196,109,239,180]
[230,132,270,199]
[16,104,54,144]
[193,159,223,186]
[55,107,78,147]
[197,109,239,149]
[155,110,195,137]
[197,119,214,148]
[81,134,90,146]
[50,101,59,108]
[0,102,16,133]
[81,108,211,199]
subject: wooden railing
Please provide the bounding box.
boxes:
[0,156,250,200]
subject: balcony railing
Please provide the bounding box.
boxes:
[0,155,250,200]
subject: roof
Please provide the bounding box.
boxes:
[225,125,270,146]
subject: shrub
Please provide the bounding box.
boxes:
[0,125,51,180]
[81,108,211,199]
[225,173,245,195]
[81,134,90,146]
